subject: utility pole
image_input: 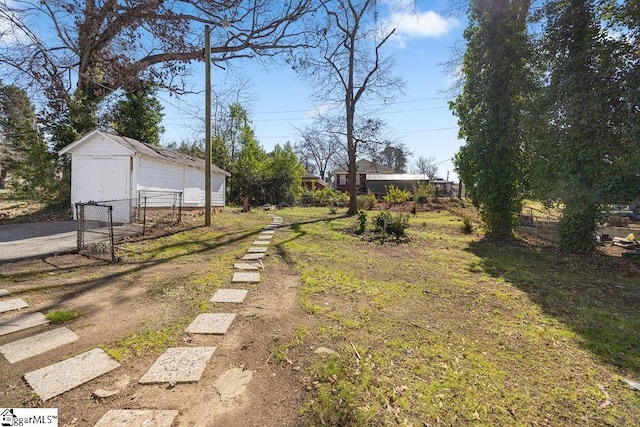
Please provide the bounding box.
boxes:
[205,24,212,226]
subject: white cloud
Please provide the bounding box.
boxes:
[395,11,458,38]
[379,3,459,48]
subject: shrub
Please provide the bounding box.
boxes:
[373,211,409,240]
[356,191,377,210]
[386,213,410,239]
[356,210,367,234]
[415,182,431,204]
[383,185,411,204]
[461,216,473,234]
[374,211,393,232]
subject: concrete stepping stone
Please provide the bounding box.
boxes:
[252,240,270,245]
[242,253,265,260]
[94,410,178,427]
[0,289,10,297]
[260,229,275,235]
[247,246,267,253]
[210,289,248,304]
[258,234,273,240]
[0,312,48,336]
[139,347,216,384]
[233,262,261,270]
[0,298,29,314]
[0,327,79,364]
[185,313,236,334]
[24,348,121,401]
[213,368,254,401]
[232,272,260,283]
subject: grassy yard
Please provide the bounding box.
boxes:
[273,206,640,426]
[1,200,638,425]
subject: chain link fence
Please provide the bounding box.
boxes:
[76,191,182,262]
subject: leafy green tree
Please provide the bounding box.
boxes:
[165,140,205,159]
[528,0,638,252]
[263,143,305,205]
[451,0,533,239]
[111,85,164,145]
[0,83,59,201]
[375,143,411,173]
[231,136,266,206]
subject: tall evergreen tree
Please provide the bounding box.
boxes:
[111,85,165,145]
[528,0,634,252]
[0,84,58,200]
[451,0,532,238]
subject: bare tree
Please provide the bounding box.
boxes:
[412,156,439,179]
[291,0,406,214]
[0,0,314,147]
[294,121,341,181]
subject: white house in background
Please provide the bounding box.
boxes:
[59,129,229,219]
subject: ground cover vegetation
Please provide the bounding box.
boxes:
[1,201,639,423]
[273,206,640,425]
[452,0,640,251]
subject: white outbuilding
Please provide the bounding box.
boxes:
[59,129,229,219]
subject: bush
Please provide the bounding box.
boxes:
[414,182,431,204]
[383,185,411,204]
[299,188,343,207]
[357,191,376,210]
[461,216,473,234]
[356,210,367,234]
[373,211,409,240]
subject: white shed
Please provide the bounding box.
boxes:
[59,129,229,219]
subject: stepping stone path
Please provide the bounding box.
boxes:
[234,262,261,270]
[139,347,216,384]
[2,215,286,424]
[232,272,261,283]
[0,327,79,364]
[94,410,179,427]
[24,348,121,401]
[210,289,248,303]
[0,312,48,336]
[0,298,29,314]
[185,313,236,334]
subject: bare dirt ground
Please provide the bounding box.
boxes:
[0,192,318,427]
[0,251,315,427]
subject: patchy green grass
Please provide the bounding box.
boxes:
[45,310,83,324]
[102,320,187,362]
[275,207,640,426]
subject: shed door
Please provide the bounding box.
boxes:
[74,156,131,222]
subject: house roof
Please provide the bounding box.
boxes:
[59,129,230,176]
[366,173,430,181]
[302,171,320,180]
[334,159,394,174]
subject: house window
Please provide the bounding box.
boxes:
[339,174,346,185]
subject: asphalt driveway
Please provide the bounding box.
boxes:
[0,221,78,263]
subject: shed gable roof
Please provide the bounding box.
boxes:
[60,129,229,176]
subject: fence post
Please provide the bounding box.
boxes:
[178,191,182,224]
[143,197,147,235]
[108,205,115,263]
[76,203,84,252]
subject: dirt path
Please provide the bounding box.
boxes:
[0,250,312,426]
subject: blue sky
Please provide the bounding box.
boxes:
[157,0,466,181]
